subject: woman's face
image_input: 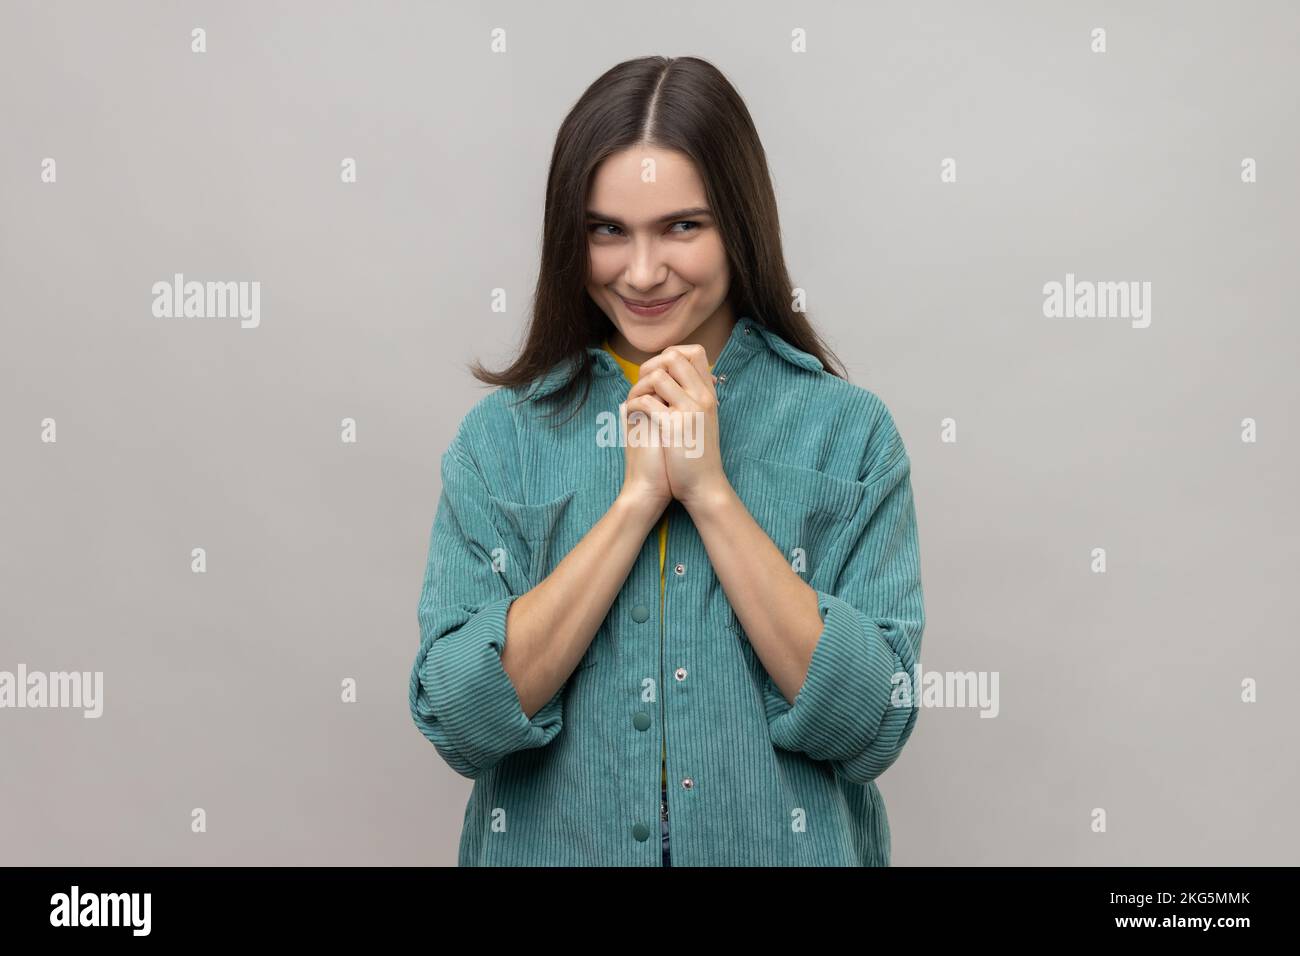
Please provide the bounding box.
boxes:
[584,146,734,364]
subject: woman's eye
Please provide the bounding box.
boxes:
[670,221,700,234]
[589,223,622,237]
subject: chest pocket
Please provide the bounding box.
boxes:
[729,454,867,635]
[486,487,599,670]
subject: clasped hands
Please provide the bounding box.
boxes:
[619,344,731,514]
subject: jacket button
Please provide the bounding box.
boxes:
[674,667,687,681]
[717,373,727,383]
[631,604,649,623]
[681,777,695,790]
[632,711,651,731]
[631,822,650,842]
[673,563,685,575]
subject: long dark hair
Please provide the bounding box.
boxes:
[471,55,847,424]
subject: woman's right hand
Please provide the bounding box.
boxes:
[618,392,672,516]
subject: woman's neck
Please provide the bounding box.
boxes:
[606,303,736,366]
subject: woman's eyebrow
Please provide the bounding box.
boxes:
[585,206,713,225]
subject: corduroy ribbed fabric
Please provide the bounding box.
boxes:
[409,315,925,866]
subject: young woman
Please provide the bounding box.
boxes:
[409,55,925,867]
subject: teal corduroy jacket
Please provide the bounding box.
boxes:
[409,315,925,866]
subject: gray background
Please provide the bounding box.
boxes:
[2,0,1297,865]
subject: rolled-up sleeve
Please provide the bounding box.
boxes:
[764,434,925,785]
[408,442,564,779]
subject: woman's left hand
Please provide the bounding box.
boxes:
[624,344,729,511]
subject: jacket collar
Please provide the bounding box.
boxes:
[524,314,823,400]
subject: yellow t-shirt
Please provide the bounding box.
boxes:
[601,340,714,792]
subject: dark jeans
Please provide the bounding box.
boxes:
[661,783,671,867]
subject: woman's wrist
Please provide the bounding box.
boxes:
[613,486,670,531]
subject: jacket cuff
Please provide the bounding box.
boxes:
[411,593,564,777]
[764,590,915,771]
